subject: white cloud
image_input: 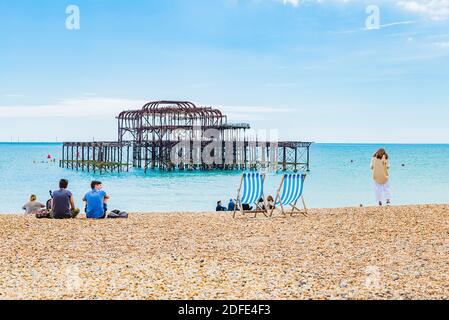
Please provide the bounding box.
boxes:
[3,94,25,98]
[396,1,449,20]
[278,0,449,20]
[283,0,300,6]
[380,20,416,28]
[0,97,291,122]
[435,41,449,47]
[221,105,292,121]
[221,105,291,113]
[0,97,145,118]
[330,20,415,34]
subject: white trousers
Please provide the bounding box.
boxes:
[374,180,391,203]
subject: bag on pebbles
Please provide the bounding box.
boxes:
[107,210,129,219]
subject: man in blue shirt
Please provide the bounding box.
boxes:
[83,181,110,219]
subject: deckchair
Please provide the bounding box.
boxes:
[270,173,308,217]
[233,172,268,218]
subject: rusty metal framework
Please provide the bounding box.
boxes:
[61,100,313,173]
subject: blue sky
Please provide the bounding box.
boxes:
[1,0,449,143]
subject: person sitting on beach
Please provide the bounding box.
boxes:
[267,195,275,210]
[227,199,237,211]
[51,179,80,219]
[22,194,45,214]
[216,201,227,212]
[83,181,110,219]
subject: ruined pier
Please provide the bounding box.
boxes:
[61,101,312,173]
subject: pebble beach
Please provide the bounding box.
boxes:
[0,204,448,300]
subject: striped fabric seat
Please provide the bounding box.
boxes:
[233,172,267,218]
[241,173,265,205]
[270,173,308,217]
[276,173,306,205]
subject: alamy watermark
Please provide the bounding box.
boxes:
[170,127,279,172]
[63,4,382,32]
[366,5,380,30]
[66,5,80,30]
[364,265,382,289]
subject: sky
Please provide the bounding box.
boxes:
[1,0,449,143]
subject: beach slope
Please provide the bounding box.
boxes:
[0,205,448,300]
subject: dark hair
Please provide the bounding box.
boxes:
[59,179,69,189]
[217,201,221,205]
[91,181,102,189]
[374,148,389,160]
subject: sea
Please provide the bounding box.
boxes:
[0,143,448,213]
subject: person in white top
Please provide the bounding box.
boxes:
[22,194,45,214]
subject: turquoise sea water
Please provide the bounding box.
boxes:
[0,143,448,213]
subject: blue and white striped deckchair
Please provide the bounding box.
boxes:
[233,172,267,218]
[270,173,308,217]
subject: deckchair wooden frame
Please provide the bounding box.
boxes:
[233,173,268,219]
[269,174,308,217]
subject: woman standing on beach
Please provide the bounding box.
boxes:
[371,148,391,206]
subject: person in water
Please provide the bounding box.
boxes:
[51,179,80,219]
[216,201,227,212]
[371,148,392,206]
[83,181,110,219]
[22,194,45,214]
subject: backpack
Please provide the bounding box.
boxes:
[107,210,128,219]
[36,208,51,219]
[46,190,53,210]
